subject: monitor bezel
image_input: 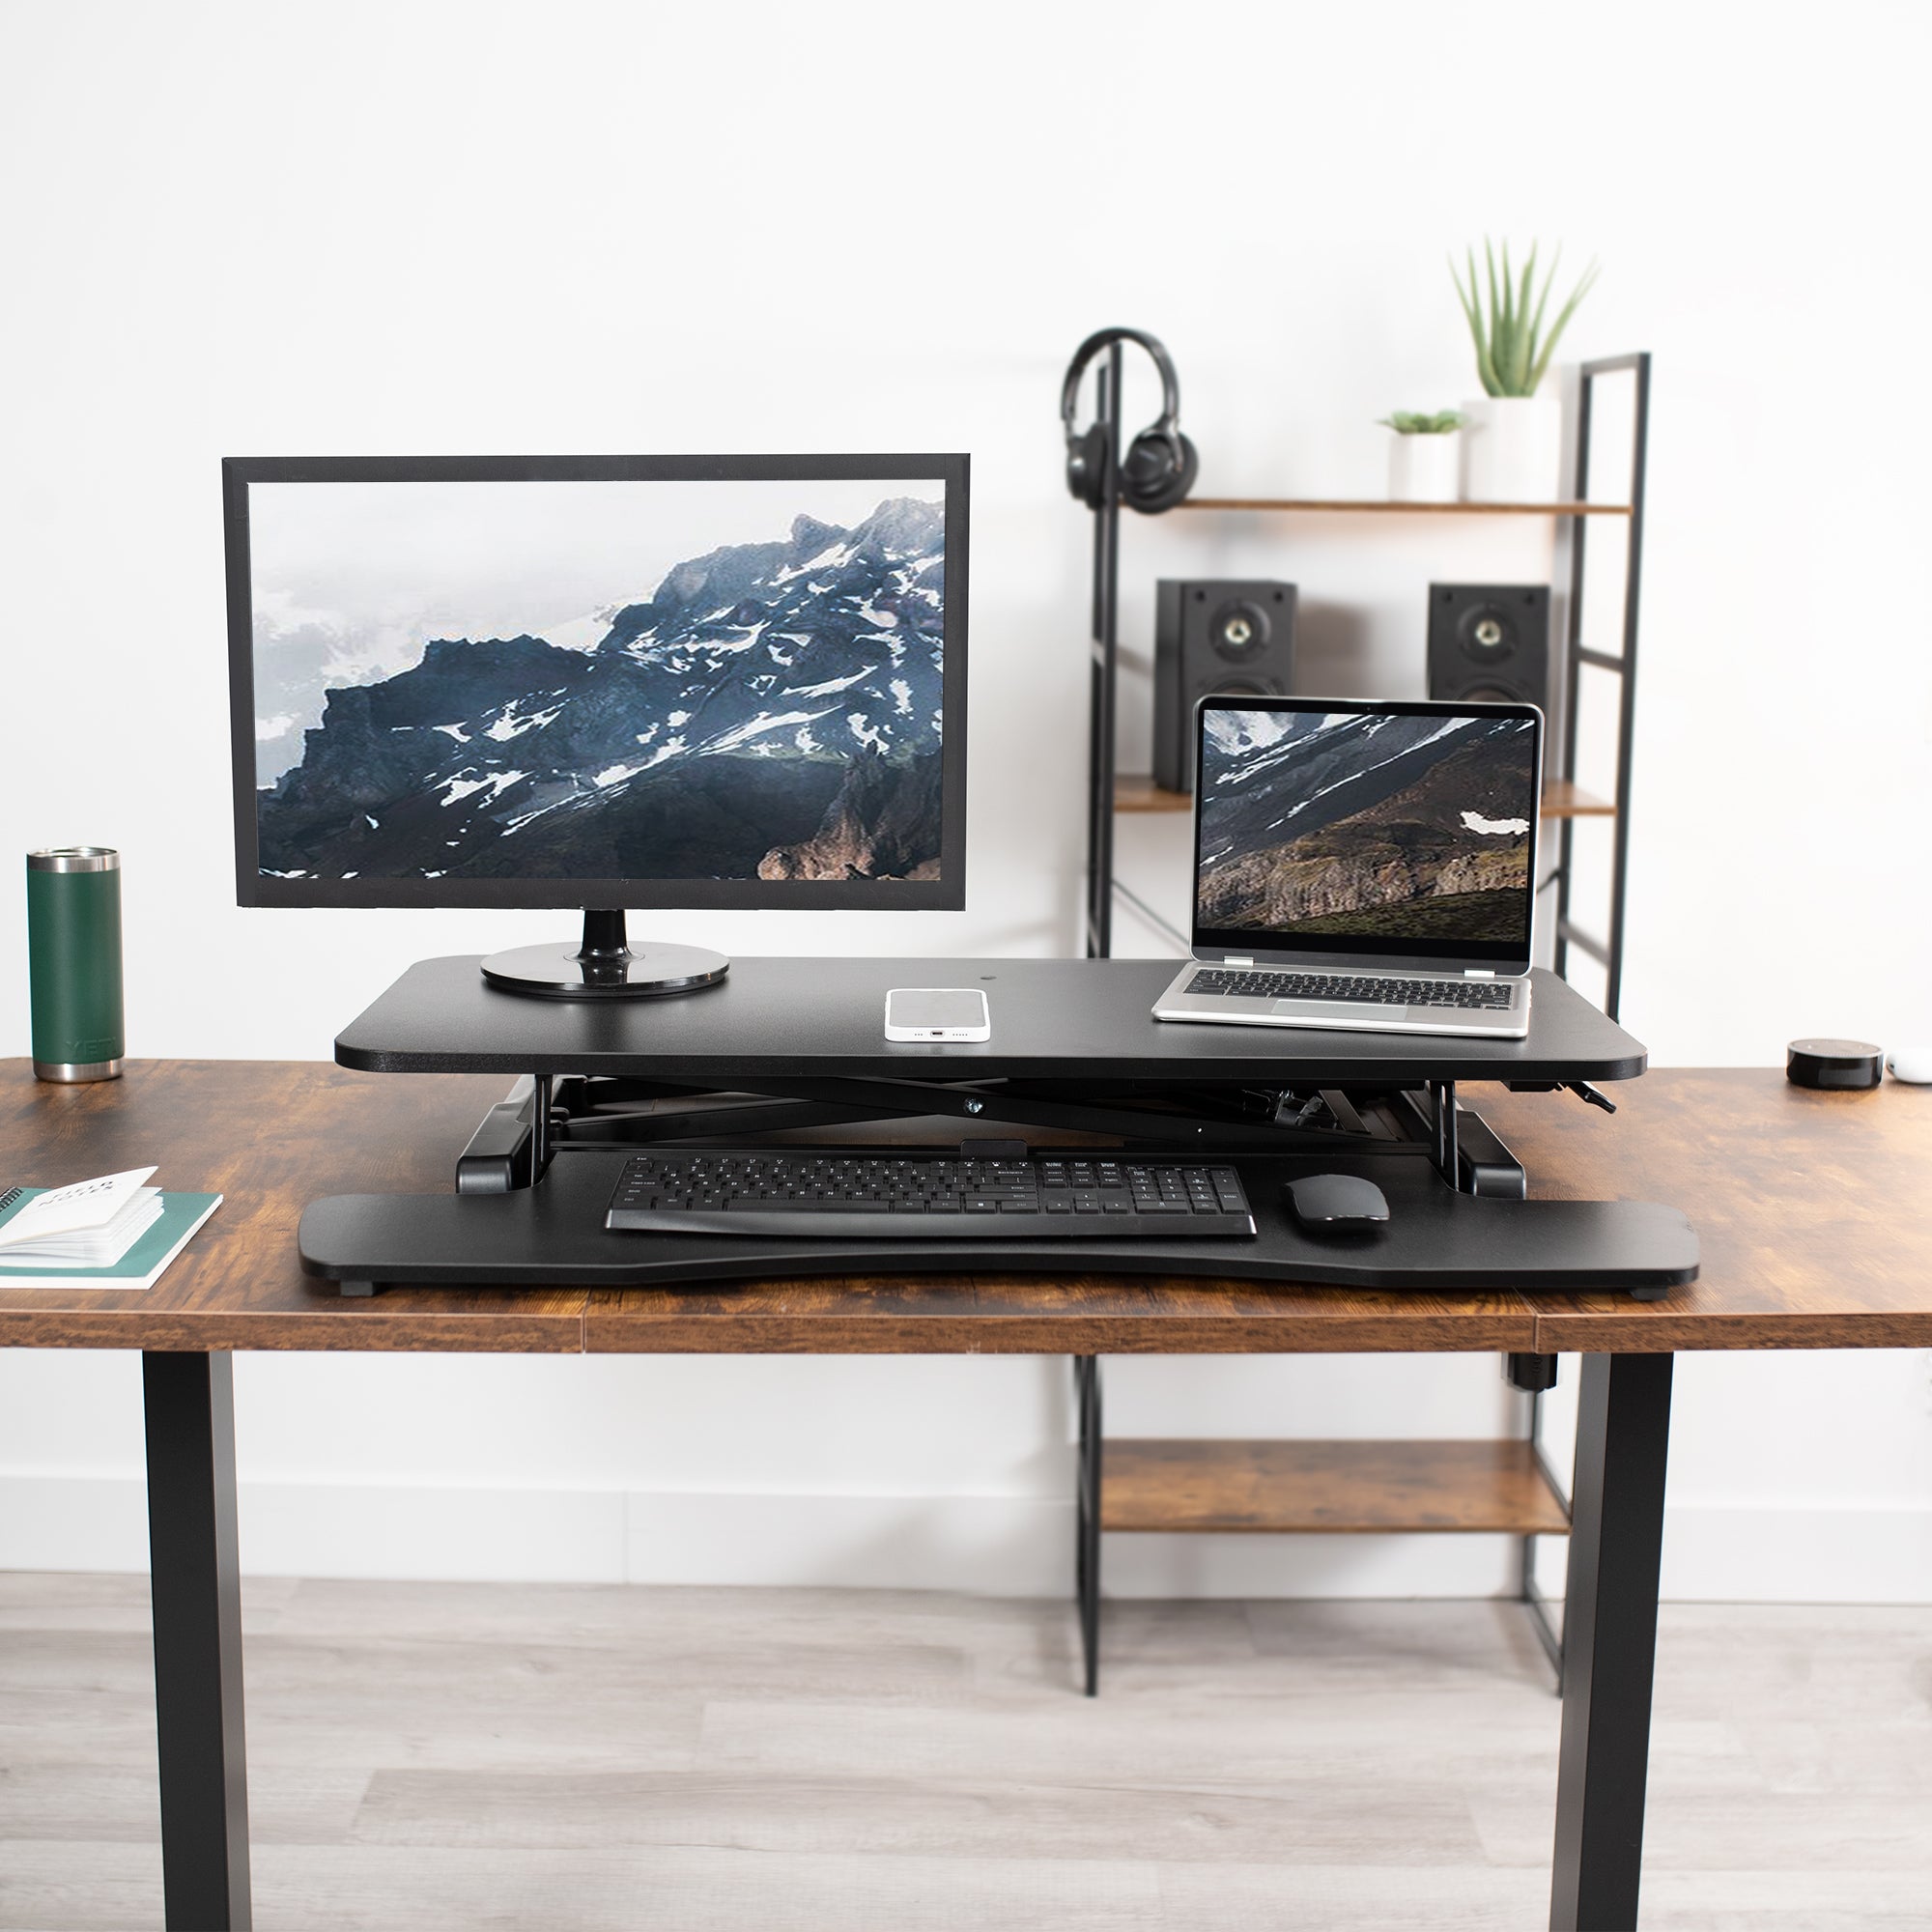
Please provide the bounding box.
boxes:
[224,452,969,911]
[1189,694,1544,974]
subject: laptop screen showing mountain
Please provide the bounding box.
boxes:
[1191,699,1541,969]
[226,455,967,912]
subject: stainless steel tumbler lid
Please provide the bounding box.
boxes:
[27,847,120,873]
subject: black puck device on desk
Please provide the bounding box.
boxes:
[1786,1038,1885,1090]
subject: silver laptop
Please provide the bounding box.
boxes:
[1153,696,1541,1039]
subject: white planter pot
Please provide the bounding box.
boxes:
[1387,433,1461,503]
[1460,395,1563,504]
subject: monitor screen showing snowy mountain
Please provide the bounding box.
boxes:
[242,472,954,894]
[1194,707,1537,950]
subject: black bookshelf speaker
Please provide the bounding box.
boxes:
[1427,583,1550,708]
[1153,580,1296,792]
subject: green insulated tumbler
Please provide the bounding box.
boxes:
[26,847,125,1081]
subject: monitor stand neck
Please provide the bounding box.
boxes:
[478,909,730,1001]
[576,907,633,965]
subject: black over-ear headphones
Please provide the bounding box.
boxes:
[1061,326,1200,514]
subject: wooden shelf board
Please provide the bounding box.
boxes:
[1179,497,1629,517]
[1113,774,1192,813]
[1114,776,1614,820]
[1100,1437,1570,1536]
[1541,779,1614,818]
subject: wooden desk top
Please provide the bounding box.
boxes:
[1,1060,1925,1355]
[1478,1071,1932,1351]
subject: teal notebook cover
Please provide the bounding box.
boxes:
[0,1189,222,1290]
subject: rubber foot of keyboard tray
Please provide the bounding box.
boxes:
[339,1280,376,1298]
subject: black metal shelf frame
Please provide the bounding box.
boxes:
[1072,1349,1573,1698]
[1552,354,1651,1020]
[1066,349,1653,1697]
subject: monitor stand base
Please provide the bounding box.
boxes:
[479,910,729,1001]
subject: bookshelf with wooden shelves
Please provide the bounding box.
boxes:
[1088,353,1649,1017]
[1100,1437,1570,1537]
[1068,354,1651,1696]
[1074,1356,1576,1694]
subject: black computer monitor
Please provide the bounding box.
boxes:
[224,454,968,996]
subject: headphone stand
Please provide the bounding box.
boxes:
[1064,326,1196,959]
[1083,340,1124,960]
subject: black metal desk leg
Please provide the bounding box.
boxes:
[1073,1355,1102,1695]
[143,1351,252,1930]
[1549,1351,1672,1932]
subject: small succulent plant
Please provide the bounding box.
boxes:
[1378,410,1466,435]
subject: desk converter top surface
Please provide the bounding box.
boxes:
[1,1060,1928,1353]
[335,956,1645,1085]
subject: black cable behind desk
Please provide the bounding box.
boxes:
[302,957,1695,1297]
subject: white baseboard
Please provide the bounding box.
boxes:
[622,1491,1069,1593]
[1,1476,151,1574]
[1661,1502,1932,1604]
[1,1474,1927,1603]
[0,1474,631,1584]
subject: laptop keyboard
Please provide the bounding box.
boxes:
[1186,969,1516,1011]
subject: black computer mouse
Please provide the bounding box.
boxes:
[1284,1173,1390,1233]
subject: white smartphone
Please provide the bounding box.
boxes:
[884,987,991,1042]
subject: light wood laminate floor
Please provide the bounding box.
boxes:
[3,1574,1929,1930]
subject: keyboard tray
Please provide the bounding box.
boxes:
[298,1152,1698,1299]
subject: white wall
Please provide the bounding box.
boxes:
[4,0,1931,1600]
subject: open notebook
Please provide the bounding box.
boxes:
[0,1168,222,1291]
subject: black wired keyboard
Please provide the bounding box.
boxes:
[606,1152,1257,1239]
[1185,969,1516,1011]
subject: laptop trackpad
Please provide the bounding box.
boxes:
[1272,999,1406,1022]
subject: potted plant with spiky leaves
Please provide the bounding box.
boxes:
[1450,240,1598,502]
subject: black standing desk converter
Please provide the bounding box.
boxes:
[301,957,1697,1296]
